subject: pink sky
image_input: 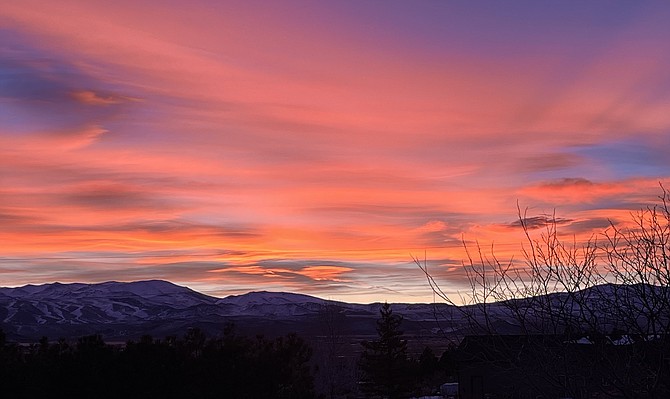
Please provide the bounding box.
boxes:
[2,1,670,302]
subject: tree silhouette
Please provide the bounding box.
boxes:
[417,185,670,397]
[0,327,317,398]
[359,302,413,399]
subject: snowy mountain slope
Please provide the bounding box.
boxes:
[0,280,216,324]
[0,280,457,340]
[0,280,220,341]
[1,280,665,341]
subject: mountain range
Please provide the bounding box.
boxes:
[1,280,667,342]
[0,280,458,341]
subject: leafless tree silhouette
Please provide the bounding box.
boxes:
[416,185,670,398]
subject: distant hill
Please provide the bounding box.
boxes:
[0,280,667,341]
[0,280,457,341]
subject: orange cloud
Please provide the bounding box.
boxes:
[71,90,138,106]
[297,265,354,282]
[209,266,294,279]
[2,2,670,303]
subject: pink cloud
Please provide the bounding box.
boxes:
[71,90,138,106]
[1,2,670,302]
[518,178,660,206]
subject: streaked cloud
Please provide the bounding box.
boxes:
[1,1,670,302]
[505,215,573,230]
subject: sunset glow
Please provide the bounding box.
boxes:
[2,1,670,302]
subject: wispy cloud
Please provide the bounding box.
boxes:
[1,1,670,302]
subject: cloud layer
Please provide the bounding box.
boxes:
[1,1,670,302]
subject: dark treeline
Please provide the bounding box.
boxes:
[0,320,457,399]
[0,325,315,399]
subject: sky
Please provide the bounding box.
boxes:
[2,1,670,303]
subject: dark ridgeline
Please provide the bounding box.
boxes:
[0,326,315,399]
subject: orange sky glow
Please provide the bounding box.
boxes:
[2,1,670,302]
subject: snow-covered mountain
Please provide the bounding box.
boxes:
[0,280,453,341]
[1,280,666,342]
[0,280,220,340]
